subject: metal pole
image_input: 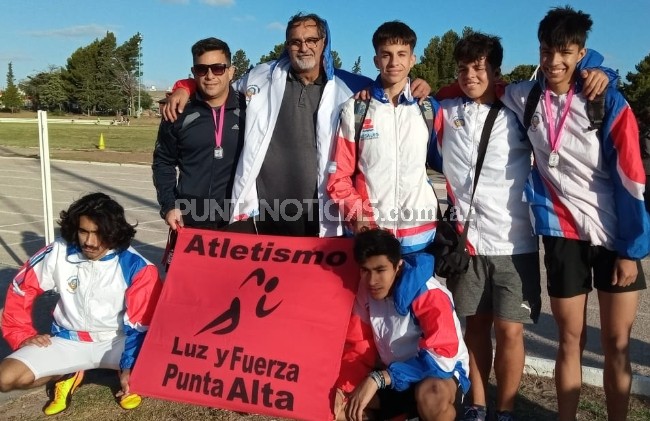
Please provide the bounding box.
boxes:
[37,110,55,245]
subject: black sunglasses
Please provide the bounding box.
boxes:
[193,63,230,77]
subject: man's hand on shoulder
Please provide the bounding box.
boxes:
[161,89,191,122]
[20,334,52,348]
[411,78,431,103]
[353,78,432,104]
[580,69,609,100]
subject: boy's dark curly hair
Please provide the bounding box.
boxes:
[353,228,402,268]
[58,192,136,251]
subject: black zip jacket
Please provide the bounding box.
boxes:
[152,87,246,228]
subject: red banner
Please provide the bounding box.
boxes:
[130,228,358,420]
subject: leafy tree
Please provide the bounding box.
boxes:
[63,32,143,116]
[259,43,285,64]
[95,32,122,112]
[20,66,59,111]
[232,49,251,80]
[40,71,68,111]
[3,62,23,112]
[623,52,650,130]
[411,37,440,90]
[412,27,487,92]
[140,90,153,111]
[352,56,361,74]
[503,64,538,83]
[114,33,143,115]
[437,30,461,88]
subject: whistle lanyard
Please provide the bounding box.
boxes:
[543,84,574,155]
[211,105,226,159]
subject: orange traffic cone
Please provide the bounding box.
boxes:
[98,133,105,150]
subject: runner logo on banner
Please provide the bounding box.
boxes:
[130,228,359,421]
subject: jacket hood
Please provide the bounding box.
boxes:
[393,252,434,316]
[277,16,335,81]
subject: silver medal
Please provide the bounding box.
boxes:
[214,147,223,159]
[548,151,559,167]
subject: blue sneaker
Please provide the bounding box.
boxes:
[460,405,487,421]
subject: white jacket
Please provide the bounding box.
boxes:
[434,98,538,255]
[231,54,371,237]
[2,239,162,369]
[328,79,439,253]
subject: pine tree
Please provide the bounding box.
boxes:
[352,56,362,74]
[3,62,23,113]
[503,64,538,83]
[623,52,650,129]
[331,50,343,69]
[232,49,251,80]
[258,43,286,64]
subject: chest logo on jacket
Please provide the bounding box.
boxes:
[66,276,79,294]
[530,113,542,132]
[245,85,260,105]
[360,118,379,140]
[452,115,465,129]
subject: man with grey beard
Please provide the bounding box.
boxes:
[162,13,430,237]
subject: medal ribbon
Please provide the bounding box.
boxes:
[543,84,574,154]
[211,105,225,151]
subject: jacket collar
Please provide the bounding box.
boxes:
[370,76,416,105]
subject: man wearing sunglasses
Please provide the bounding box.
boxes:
[153,37,246,232]
[162,13,430,237]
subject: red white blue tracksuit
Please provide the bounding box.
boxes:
[327,78,443,253]
[336,253,470,394]
[500,77,650,259]
[1,239,162,369]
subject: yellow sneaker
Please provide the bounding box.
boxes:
[119,393,142,410]
[43,371,84,416]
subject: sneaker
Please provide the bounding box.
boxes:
[118,393,142,410]
[496,411,516,421]
[43,371,85,415]
[460,405,487,421]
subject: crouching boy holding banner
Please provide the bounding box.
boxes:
[334,229,469,421]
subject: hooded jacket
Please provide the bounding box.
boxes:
[229,19,372,236]
[336,253,470,394]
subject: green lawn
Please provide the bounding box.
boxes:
[0,120,159,153]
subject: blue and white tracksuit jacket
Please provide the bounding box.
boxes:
[500,70,650,259]
[1,239,162,369]
[230,20,371,237]
[336,253,470,394]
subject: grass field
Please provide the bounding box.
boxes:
[0,116,159,153]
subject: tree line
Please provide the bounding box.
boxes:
[3,32,153,116]
[2,28,650,130]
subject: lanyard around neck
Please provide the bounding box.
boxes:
[211,105,226,150]
[543,84,574,153]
